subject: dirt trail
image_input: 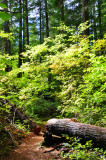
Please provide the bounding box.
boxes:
[1,128,60,160]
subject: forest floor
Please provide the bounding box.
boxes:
[1,126,62,160]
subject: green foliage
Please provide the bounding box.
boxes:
[0,3,10,26]
[0,21,106,158]
[47,25,106,125]
[0,30,13,40]
[0,3,7,9]
[78,55,106,125]
[0,12,10,21]
[61,137,106,160]
[0,22,106,124]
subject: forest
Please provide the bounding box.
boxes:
[0,0,106,159]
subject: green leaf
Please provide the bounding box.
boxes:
[0,3,7,9]
[0,12,10,21]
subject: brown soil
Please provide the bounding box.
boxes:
[1,127,61,160]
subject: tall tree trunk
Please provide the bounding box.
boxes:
[45,0,49,37]
[39,0,42,44]
[3,0,12,72]
[93,0,97,40]
[45,0,51,94]
[61,0,64,21]
[18,0,23,76]
[42,11,45,41]
[25,0,29,45]
[44,0,51,96]
[98,0,102,39]
[82,0,89,35]
[23,0,30,62]
[23,0,29,48]
[4,21,11,55]
[23,0,26,52]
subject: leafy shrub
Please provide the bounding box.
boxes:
[0,23,105,125]
[61,137,106,160]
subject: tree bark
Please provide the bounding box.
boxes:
[45,0,49,37]
[25,0,29,45]
[98,0,102,39]
[60,0,64,22]
[18,0,23,77]
[19,0,23,58]
[93,0,97,40]
[46,119,106,148]
[23,0,26,52]
[3,0,12,72]
[39,0,42,44]
[82,0,89,35]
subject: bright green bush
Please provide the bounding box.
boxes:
[0,23,105,124]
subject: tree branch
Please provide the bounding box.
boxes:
[0,9,20,14]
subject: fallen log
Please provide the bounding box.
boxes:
[10,105,36,130]
[10,105,41,134]
[1,99,41,134]
[46,118,106,149]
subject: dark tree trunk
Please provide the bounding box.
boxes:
[61,0,64,21]
[98,0,102,39]
[18,0,23,70]
[44,0,51,91]
[23,0,30,62]
[42,11,45,41]
[82,0,89,35]
[45,0,49,37]
[93,0,97,40]
[4,21,11,55]
[3,0,12,72]
[39,0,42,44]
[46,119,106,149]
[25,0,29,45]
[23,0,26,52]
[3,0,11,55]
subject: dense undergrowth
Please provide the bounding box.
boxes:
[60,136,106,160]
[0,23,106,157]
